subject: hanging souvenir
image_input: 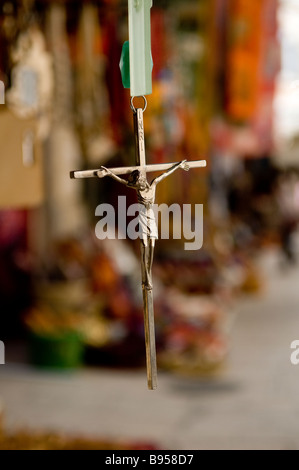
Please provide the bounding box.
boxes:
[75,3,116,165]
[6,24,54,139]
[46,3,87,240]
[71,0,207,390]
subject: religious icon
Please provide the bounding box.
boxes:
[99,160,190,290]
[71,102,206,389]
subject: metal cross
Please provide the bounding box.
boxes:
[70,98,206,390]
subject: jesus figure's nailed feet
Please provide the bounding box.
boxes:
[142,282,153,291]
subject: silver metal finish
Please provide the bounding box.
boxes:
[71,160,207,179]
[70,104,207,390]
[130,95,147,114]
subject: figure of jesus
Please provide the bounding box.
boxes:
[99,160,189,290]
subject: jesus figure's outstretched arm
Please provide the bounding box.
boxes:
[97,166,128,186]
[151,160,189,185]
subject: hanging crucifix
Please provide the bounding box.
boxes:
[70,1,206,390]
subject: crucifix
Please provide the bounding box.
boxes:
[70,1,206,390]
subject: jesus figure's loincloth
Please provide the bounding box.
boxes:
[138,203,158,241]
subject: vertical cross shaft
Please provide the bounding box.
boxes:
[133,107,157,390]
[133,108,146,176]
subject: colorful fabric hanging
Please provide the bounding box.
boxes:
[225,0,263,122]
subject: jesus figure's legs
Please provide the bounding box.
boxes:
[140,237,154,290]
[148,238,155,284]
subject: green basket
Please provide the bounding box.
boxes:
[29,331,84,370]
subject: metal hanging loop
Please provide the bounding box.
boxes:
[130,95,147,114]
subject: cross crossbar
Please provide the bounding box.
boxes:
[70,160,206,180]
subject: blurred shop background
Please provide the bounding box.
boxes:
[0,0,299,450]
